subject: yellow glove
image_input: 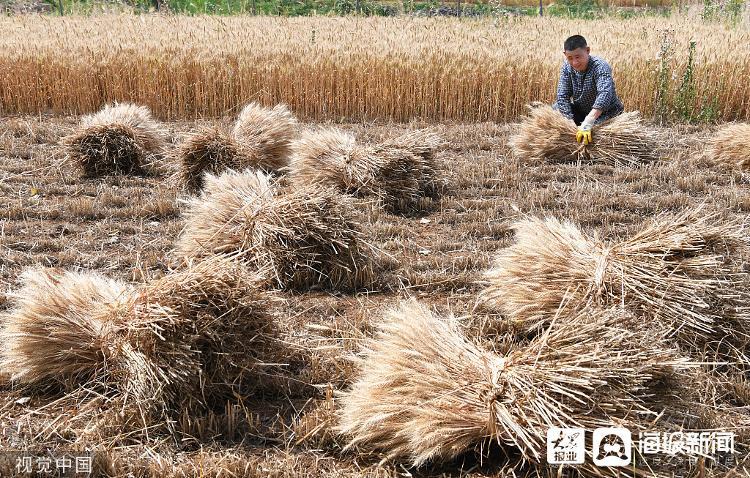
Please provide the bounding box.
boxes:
[576,123,593,145]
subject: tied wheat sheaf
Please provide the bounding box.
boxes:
[478,208,750,359]
[177,102,297,193]
[0,268,135,390]
[0,256,280,440]
[176,127,251,193]
[509,104,660,166]
[705,122,750,169]
[289,127,444,211]
[175,169,377,290]
[62,102,169,177]
[338,300,693,470]
[232,102,298,171]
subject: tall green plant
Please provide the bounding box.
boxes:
[654,29,674,125]
[674,40,696,122]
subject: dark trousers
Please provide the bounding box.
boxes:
[572,103,624,125]
[572,104,588,126]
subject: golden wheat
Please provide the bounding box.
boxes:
[705,123,750,169]
[339,300,691,469]
[175,169,377,290]
[478,209,750,357]
[1,16,748,122]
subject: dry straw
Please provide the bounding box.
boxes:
[705,122,750,169]
[176,169,377,290]
[289,127,444,211]
[232,102,298,171]
[63,102,168,177]
[509,104,660,166]
[478,209,750,357]
[0,257,279,439]
[0,268,135,390]
[176,127,252,193]
[338,300,690,468]
[179,103,298,193]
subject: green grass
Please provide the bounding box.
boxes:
[40,0,682,17]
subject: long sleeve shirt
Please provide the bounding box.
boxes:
[555,56,624,123]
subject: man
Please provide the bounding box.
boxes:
[554,35,624,145]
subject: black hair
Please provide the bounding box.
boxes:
[564,35,587,52]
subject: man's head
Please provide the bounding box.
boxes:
[563,35,591,72]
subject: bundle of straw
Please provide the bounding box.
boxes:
[130,256,281,409]
[705,123,750,169]
[338,301,689,467]
[63,102,168,177]
[232,102,298,172]
[176,169,376,290]
[289,128,443,211]
[0,257,279,437]
[509,104,660,166]
[178,103,298,193]
[0,268,135,390]
[478,209,750,356]
[176,127,252,193]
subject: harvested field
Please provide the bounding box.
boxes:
[1,114,749,476]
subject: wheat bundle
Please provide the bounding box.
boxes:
[232,102,298,172]
[175,169,376,290]
[63,102,168,177]
[0,258,279,437]
[705,123,750,169]
[81,103,167,152]
[289,128,357,191]
[0,267,172,441]
[338,301,689,467]
[289,128,443,211]
[0,268,135,390]
[129,256,281,409]
[63,123,146,176]
[176,127,252,193]
[509,104,660,166]
[478,209,750,355]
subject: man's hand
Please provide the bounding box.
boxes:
[576,109,601,145]
[576,123,592,145]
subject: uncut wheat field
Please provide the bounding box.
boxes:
[1,13,750,478]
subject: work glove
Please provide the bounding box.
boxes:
[576,123,592,145]
[576,111,598,145]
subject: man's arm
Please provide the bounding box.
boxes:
[555,64,574,119]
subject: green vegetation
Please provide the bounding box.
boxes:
[36,0,683,17]
[656,35,723,125]
[702,0,745,23]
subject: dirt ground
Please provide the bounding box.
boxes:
[0,115,748,477]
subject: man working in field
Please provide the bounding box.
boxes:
[554,35,624,145]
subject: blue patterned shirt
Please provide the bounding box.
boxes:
[555,56,624,123]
